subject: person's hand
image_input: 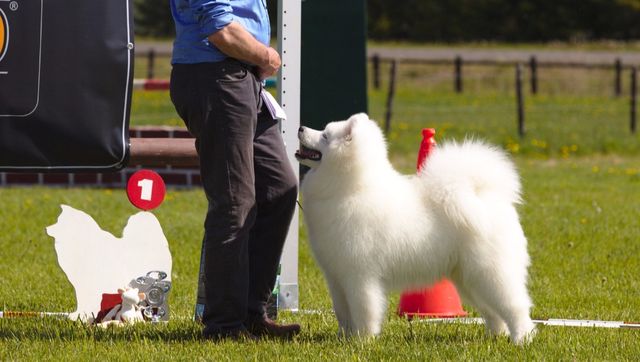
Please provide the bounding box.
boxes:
[257,47,281,80]
[208,23,282,79]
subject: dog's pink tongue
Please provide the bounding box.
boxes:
[299,146,321,159]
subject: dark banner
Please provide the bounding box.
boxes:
[0,0,133,171]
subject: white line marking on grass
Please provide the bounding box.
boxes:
[3,309,639,329]
[0,311,70,319]
[414,317,640,329]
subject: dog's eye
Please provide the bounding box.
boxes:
[322,134,328,140]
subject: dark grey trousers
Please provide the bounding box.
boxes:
[170,60,297,333]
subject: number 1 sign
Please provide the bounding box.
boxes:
[126,170,166,211]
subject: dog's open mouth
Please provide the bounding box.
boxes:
[295,146,322,162]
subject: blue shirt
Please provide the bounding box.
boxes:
[170,0,271,64]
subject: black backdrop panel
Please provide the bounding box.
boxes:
[301,0,368,130]
[0,0,133,171]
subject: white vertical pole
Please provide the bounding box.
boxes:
[277,0,301,311]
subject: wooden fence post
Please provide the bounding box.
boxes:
[516,63,525,137]
[615,58,622,97]
[454,56,463,93]
[384,59,397,135]
[147,49,156,80]
[372,53,380,90]
[529,56,538,94]
[631,67,637,134]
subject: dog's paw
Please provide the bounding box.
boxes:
[510,324,537,345]
[484,318,510,338]
[339,328,379,341]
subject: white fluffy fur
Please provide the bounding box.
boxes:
[297,113,536,344]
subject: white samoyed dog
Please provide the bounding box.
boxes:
[296,113,536,344]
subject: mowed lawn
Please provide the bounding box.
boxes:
[1,49,640,360]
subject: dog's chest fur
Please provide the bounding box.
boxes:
[301,173,443,278]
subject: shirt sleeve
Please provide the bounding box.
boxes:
[189,0,234,37]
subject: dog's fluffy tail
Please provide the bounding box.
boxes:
[419,140,521,234]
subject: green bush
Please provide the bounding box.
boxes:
[134,0,640,42]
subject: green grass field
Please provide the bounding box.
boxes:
[2,46,640,360]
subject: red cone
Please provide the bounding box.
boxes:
[397,128,467,319]
[398,280,467,318]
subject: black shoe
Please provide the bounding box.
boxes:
[244,316,301,339]
[203,326,259,342]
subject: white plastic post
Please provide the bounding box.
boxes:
[277,0,301,311]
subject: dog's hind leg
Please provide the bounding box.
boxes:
[453,280,509,338]
[490,291,535,345]
[465,271,535,345]
[344,279,387,337]
[480,308,510,338]
[325,275,353,337]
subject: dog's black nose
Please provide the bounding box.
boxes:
[298,126,304,133]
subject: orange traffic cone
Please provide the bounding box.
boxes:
[398,280,467,318]
[397,128,467,319]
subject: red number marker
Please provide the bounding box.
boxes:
[126,170,166,210]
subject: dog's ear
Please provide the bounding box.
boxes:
[348,113,369,126]
[345,122,354,142]
[345,113,368,142]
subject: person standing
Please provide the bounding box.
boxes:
[169,0,299,340]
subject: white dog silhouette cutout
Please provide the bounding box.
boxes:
[46,205,172,321]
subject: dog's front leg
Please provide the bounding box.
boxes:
[326,275,352,337]
[344,279,386,338]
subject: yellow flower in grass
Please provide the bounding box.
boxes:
[505,140,520,154]
[592,166,600,173]
[559,144,577,158]
[531,139,548,149]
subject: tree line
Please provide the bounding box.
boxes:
[135,0,640,42]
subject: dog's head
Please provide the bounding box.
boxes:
[296,113,387,170]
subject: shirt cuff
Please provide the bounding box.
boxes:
[194,1,235,37]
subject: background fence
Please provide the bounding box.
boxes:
[2,48,638,184]
[368,53,640,137]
